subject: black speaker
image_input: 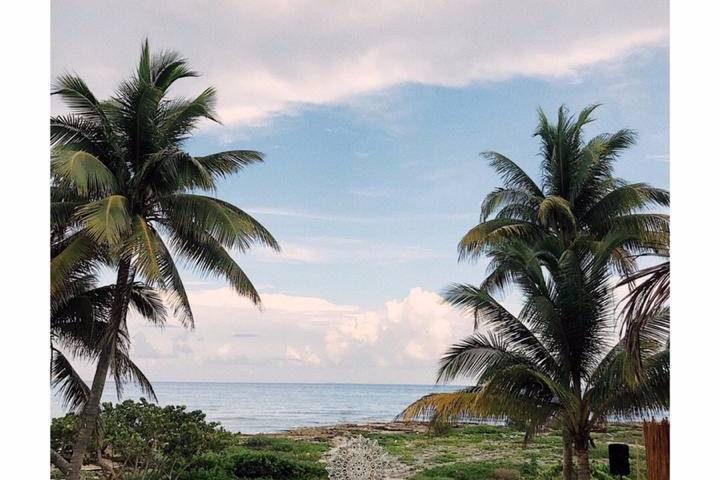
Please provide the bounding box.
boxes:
[608,443,630,476]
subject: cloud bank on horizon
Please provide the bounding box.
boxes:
[125,287,476,384]
[52,0,668,125]
[53,0,668,384]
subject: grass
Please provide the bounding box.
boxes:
[51,423,647,479]
[340,423,646,479]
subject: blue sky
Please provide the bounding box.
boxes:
[53,1,669,384]
[187,49,669,309]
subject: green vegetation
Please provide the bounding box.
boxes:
[50,39,278,479]
[183,448,327,480]
[370,424,646,480]
[401,106,669,480]
[51,413,647,480]
[52,399,234,478]
[51,400,330,480]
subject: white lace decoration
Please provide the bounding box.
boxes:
[325,435,392,480]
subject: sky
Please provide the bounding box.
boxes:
[52,0,669,385]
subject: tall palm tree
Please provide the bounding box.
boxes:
[460,105,669,277]
[51,40,279,479]
[403,107,669,480]
[402,240,669,480]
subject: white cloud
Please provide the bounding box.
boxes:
[285,346,324,366]
[92,276,638,384]
[324,287,474,367]
[109,286,479,383]
[131,332,168,359]
[52,0,668,125]
[324,312,383,362]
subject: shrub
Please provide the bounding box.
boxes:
[51,413,78,456]
[100,398,234,472]
[52,399,236,478]
[181,449,326,480]
[232,450,325,479]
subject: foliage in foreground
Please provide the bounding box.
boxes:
[370,423,646,480]
[182,448,327,480]
[51,414,647,480]
[52,399,234,477]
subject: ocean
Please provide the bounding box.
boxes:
[51,382,462,433]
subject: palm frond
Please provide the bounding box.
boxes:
[51,73,107,123]
[153,232,194,328]
[111,349,158,402]
[51,149,117,197]
[194,150,265,179]
[458,219,540,260]
[168,224,261,305]
[76,195,131,245]
[51,347,90,412]
[162,193,280,251]
[483,151,544,197]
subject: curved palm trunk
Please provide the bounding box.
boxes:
[51,449,70,475]
[67,259,133,480]
[562,429,574,480]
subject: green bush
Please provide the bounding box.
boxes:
[52,399,235,478]
[181,448,326,480]
[232,450,325,479]
[51,413,78,456]
[101,398,234,471]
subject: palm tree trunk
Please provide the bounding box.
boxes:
[67,258,133,480]
[50,449,70,475]
[576,446,591,480]
[562,429,574,480]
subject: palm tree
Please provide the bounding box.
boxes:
[460,104,669,277]
[50,238,164,476]
[402,106,669,479]
[51,40,279,479]
[402,240,669,480]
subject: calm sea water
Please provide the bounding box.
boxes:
[51,382,462,433]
